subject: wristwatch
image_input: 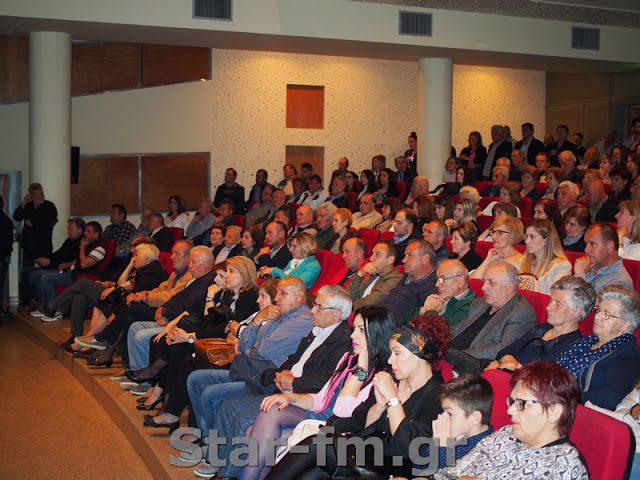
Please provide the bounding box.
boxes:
[387,397,401,408]
[188,333,195,344]
[353,366,368,382]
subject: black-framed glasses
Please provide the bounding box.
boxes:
[506,396,542,411]
[312,302,337,311]
[436,274,461,283]
[593,305,624,321]
[489,229,509,237]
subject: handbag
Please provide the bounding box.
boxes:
[99,286,127,308]
[194,338,237,366]
[518,273,539,291]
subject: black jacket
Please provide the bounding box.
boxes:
[151,227,174,252]
[257,244,293,270]
[515,137,546,166]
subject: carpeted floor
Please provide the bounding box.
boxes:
[0,321,154,479]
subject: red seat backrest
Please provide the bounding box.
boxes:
[480,369,512,430]
[345,192,357,211]
[474,181,492,196]
[520,216,532,230]
[159,251,175,275]
[622,258,640,292]
[474,240,493,259]
[535,182,547,194]
[579,311,594,336]
[396,180,407,201]
[445,236,452,252]
[479,196,498,210]
[395,264,405,275]
[514,244,526,254]
[437,360,454,383]
[358,228,381,256]
[309,249,336,293]
[570,405,635,480]
[564,251,587,273]
[518,197,533,218]
[232,214,245,228]
[475,215,494,233]
[604,183,613,193]
[167,227,184,243]
[468,278,484,297]
[517,289,549,323]
[310,252,345,294]
[380,231,395,241]
[97,238,116,272]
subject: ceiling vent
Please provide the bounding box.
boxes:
[572,27,600,51]
[194,0,232,21]
[399,11,432,37]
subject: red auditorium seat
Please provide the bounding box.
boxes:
[380,231,395,241]
[479,196,498,210]
[167,227,184,243]
[518,197,533,218]
[358,228,380,256]
[345,192,357,211]
[468,278,484,297]
[475,215,494,233]
[232,214,245,228]
[514,244,526,254]
[474,241,492,258]
[622,258,640,291]
[564,251,586,273]
[309,249,335,293]
[310,252,345,294]
[579,311,594,336]
[396,180,407,201]
[517,289,549,323]
[159,251,175,275]
[54,238,116,295]
[480,369,512,430]
[475,181,492,195]
[535,182,547,194]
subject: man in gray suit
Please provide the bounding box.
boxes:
[447,261,535,373]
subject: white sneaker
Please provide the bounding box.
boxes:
[131,384,149,395]
[41,311,62,322]
[110,370,127,381]
[120,382,138,391]
[30,310,44,317]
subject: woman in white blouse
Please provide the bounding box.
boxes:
[616,200,640,261]
[164,195,190,233]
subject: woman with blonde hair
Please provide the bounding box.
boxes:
[519,219,571,294]
[471,216,524,280]
[445,197,477,232]
[326,208,357,254]
[616,199,640,260]
[260,232,321,288]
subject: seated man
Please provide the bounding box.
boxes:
[30,221,109,310]
[147,212,174,253]
[103,204,136,250]
[559,151,584,185]
[556,181,579,215]
[447,261,535,372]
[114,207,153,255]
[535,152,550,180]
[186,198,215,244]
[395,155,416,196]
[214,225,243,264]
[208,223,226,257]
[574,222,633,292]
[422,220,450,266]
[480,166,509,197]
[213,167,246,215]
[287,176,307,205]
[22,217,85,308]
[346,239,402,309]
[299,175,329,211]
[289,205,316,236]
[274,205,294,231]
[418,259,476,327]
[214,199,237,227]
[393,208,422,258]
[277,163,297,198]
[327,176,350,209]
[245,184,276,227]
[255,221,293,270]
[352,193,383,230]
[404,175,429,207]
[379,239,438,325]
[583,178,619,223]
[247,169,270,203]
[260,189,287,227]
[325,237,368,289]
[314,202,337,250]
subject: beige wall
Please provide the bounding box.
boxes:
[0,49,545,220]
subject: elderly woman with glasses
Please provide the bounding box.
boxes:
[259,232,321,288]
[435,361,589,480]
[557,284,640,410]
[471,216,524,280]
[486,276,596,372]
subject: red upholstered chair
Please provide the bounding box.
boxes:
[474,240,493,259]
[514,244,526,254]
[168,227,184,243]
[395,264,405,276]
[288,203,302,215]
[480,369,512,430]
[535,182,547,194]
[380,231,395,241]
[570,405,635,480]
[396,180,407,201]
[479,196,498,210]
[159,251,175,275]
[54,238,116,295]
[345,192,357,211]
[564,251,587,273]
[579,311,594,336]
[474,181,492,196]
[475,215,494,233]
[517,289,549,324]
[437,360,454,383]
[604,183,613,194]
[310,252,345,294]
[623,258,640,291]
[518,197,533,218]
[358,228,381,256]
[468,278,484,297]
[309,249,335,293]
[520,217,532,230]
[445,236,452,252]
[232,214,245,228]
[452,195,460,203]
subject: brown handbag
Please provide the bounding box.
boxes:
[194,338,237,366]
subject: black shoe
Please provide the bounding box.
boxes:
[143,415,179,433]
[86,356,113,368]
[136,395,163,410]
[125,369,159,384]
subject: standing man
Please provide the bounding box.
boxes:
[13,183,57,269]
[623,118,640,150]
[515,123,546,166]
[481,125,512,180]
[214,167,246,215]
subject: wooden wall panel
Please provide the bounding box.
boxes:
[71,156,139,216]
[142,45,210,87]
[72,43,140,95]
[141,154,209,211]
[0,35,29,102]
[286,85,324,129]
[285,146,324,181]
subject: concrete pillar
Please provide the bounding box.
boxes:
[29,32,72,248]
[417,58,453,187]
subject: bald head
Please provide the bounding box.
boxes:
[410,176,430,198]
[275,276,308,314]
[296,205,314,226]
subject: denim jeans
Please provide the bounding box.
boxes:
[36,270,72,301]
[127,322,163,371]
[186,369,246,441]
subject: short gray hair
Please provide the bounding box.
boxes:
[317,202,337,215]
[317,285,353,321]
[134,243,160,264]
[550,276,596,323]
[191,245,214,265]
[558,181,580,198]
[598,284,640,333]
[486,260,519,291]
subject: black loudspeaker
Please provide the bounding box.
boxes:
[71,146,80,184]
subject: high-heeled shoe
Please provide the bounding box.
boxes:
[143,414,179,433]
[136,395,163,410]
[125,369,159,384]
[136,396,149,404]
[86,356,113,367]
[73,348,96,358]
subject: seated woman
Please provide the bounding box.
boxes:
[165,195,190,233]
[482,181,522,217]
[325,208,357,254]
[557,284,640,410]
[449,221,483,272]
[533,197,564,232]
[627,153,640,180]
[487,276,595,371]
[600,154,614,183]
[344,171,358,194]
[127,256,260,431]
[610,166,632,201]
[521,165,543,202]
[434,194,454,224]
[519,219,571,294]
[373,168,398,206]
[240,225,264,260]
[357,169,377,203]
[542,167,566,199]
[72,242,169,361]
[477,201,518,242]
[458,185,481,215]
[445,197,478,233]
[562,204,590,253]
[375,197,402,233]
[616,199,640,260]
[435,361,589,479]
[412,195,435,231]
[471,216,524,280]
[265,314,451,480]
[233,305,396,480]
[443,156,458,183]
[260,232,321,288]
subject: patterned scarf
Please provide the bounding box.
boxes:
[557,333,636,377]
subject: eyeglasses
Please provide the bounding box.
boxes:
[312,302,337,311]
[489,229,509,237]
[506,396,542,411]
[436,274,461,283]
[593,305,624,321]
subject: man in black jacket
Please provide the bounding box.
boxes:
[148,212,174,253]
[256,221,292,270]
[481,125,512,180]
[515,122,546,166]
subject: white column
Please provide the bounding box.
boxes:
[417,58,453,188]
[29,32,72,248]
